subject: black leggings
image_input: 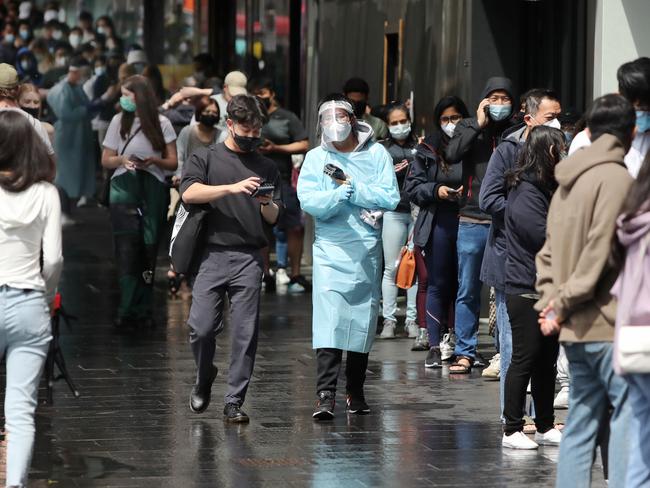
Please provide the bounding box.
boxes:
[503,294,559,435]
[316,348,369,395]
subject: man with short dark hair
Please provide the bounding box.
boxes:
[479,89,562,420]
[180,94,282,423]
[342,77,388,141]
[536,94,635,487]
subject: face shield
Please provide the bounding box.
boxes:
[318,100,353,144]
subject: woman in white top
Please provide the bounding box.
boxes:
[0,110,63,487]
[101,75,177,328]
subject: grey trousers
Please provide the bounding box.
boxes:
[188,245,263,406]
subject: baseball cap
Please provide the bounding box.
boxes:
[224,70,247,88]
[229,86,247,97]
[0,64,19,89]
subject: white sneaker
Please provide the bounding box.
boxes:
[482,353,501,380]
[502,431,539,450]
[76,196,89,207]
[439,332,456,361]
[379,320,396,339]
[553,386,570,410]
[535,428,562,446]
[405,320,419,338]
[275,268,291,286]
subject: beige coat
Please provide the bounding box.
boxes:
[535,134,633,342]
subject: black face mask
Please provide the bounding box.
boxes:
[352,100,367,118]
[233,132,263,153]
[198,113,219,127]
[259,96,272,110]
[21,106,40,119]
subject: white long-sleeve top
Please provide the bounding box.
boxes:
[0,182,63,301]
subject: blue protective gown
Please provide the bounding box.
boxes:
[297,126,400,353]
[47,80,95,199]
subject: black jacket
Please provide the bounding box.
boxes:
[381,136,418,213]
[504,176,552,295]
[444,76,515,220]
[405,133,462,248]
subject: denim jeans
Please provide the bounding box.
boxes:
[453,222,489,359]
[495,288,512,421]
[557,342,631,488]
[273,226,288,269]
[624,373,650,488]
[381,211,416,323]
[0,286,52,487]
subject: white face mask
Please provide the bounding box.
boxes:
[69,34,81,48]
[52,30,63,40]
[389,122,411,140]
[543,118,561,130]
[442,122,456,138]
[322,121,352,143]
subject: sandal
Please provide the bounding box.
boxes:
[449,356,473,374]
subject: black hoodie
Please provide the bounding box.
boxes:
[444,77,515,220]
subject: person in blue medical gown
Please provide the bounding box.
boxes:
[297,94,400,420]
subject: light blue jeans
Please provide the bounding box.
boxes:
[495,289,512,422]
[0,286,52,487]
[624,373,650,488]
[381,211,416,323]
[557,342,630,488]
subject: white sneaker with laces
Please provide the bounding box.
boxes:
[502,431,539,450]
[482,353,501,380]
[379,319,396,339]
[553,386,570,409]
[275,268,291,286]
[405,320,419,338]
[534,428,562,446]
[439,332,455,361]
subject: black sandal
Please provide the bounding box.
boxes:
[449,356,473,374]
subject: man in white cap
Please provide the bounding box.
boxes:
[126,49,148,74]
[166,70,248,131]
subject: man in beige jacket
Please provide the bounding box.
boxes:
[535,94,636,488]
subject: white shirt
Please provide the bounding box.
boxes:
[569,129,650,178]
[0,182,63,301]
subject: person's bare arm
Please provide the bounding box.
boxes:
[182,177,261,204]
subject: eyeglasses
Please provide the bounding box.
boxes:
[321,113,350,125]
[487,95,512,104]
[440,114,463,124]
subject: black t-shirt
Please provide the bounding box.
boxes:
[179,142,282,249]
[261,107,308,181]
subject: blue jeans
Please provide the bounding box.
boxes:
[381,211,416,323]
[495,288,512,421]
[453,222,489,359]
[557,342,631,488]
[0,286,52,487]
[624,373,650,488]
[273,226,288,269]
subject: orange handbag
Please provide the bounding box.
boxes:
[394,233,416,289]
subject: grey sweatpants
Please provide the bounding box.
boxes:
[188,245,263,406]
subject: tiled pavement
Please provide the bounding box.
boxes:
[1,207,606,487]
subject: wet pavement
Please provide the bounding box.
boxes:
[1,207,606,487]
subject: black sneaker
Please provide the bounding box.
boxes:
[424,347,443,368]
[288,275,312,293]
[346,392,370,415]
[312,391,335,420]
[474,351,488,368]
[189,365,218,414]
[223,403,250,423]
[263,273,276,293]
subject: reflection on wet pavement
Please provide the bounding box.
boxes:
[0,208,606,487]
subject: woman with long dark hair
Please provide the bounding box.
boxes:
[501,126,565,450]
[378,103,419,339]
[101,75,177,328]
[405,96,469,366]
[0,110,62,486]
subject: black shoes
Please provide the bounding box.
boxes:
[346,391,370,415]
[223,403,250,423]
[189,365,218,414]
[313,391,335,420]
[424,347,443,368]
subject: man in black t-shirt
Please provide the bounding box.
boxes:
[180,95,282,423]
[252,78,311,292]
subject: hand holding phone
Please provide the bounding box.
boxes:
[324,163,348,185]
[477,98,490,128]
[251,182,275,197]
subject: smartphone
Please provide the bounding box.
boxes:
[251,182,275,197]
[130,155,146,167]
[324,163,346,182]
[447,187,461,194]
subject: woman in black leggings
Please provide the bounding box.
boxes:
[502,126,565,450]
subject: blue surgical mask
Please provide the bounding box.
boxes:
[119,96,137,113]
[4,34,15,44]
[636,110,650,133]
[19,30,30,40]
[489,104,512,121]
